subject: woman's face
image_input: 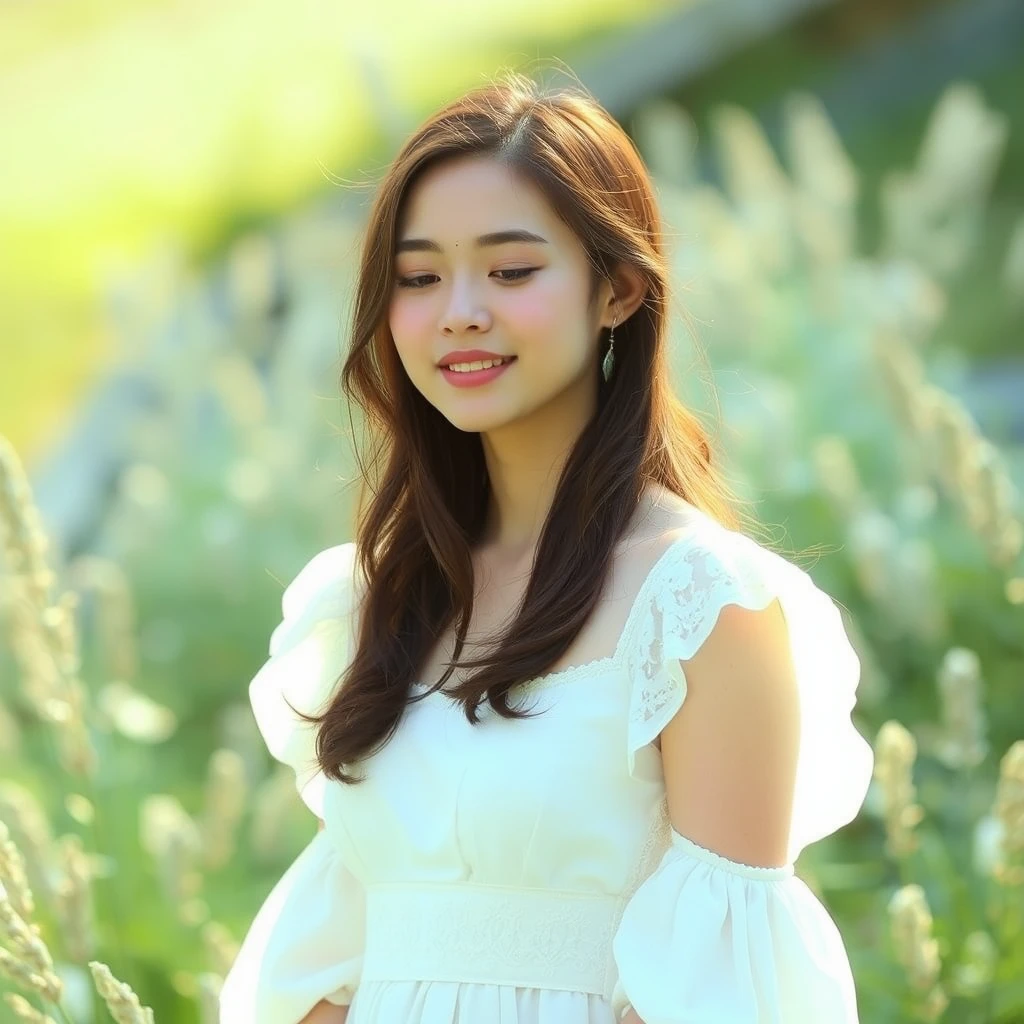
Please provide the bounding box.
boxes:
[388,154,610,434]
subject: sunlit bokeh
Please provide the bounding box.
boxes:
[1,0,1022,1021]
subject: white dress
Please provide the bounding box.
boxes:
[219,508,876,1024]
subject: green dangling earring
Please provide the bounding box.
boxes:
[602,319,617,382]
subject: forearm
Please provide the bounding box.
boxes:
[297,1000,349,1023]
[621,1009,644,1024]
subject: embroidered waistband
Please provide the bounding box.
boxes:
[361,880,623,995]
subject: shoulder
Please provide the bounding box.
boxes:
[629,487,806,606]
[267,541,361,657]
[613,484,707,582]
[249,541,362,817]
[619,495,875,859]
[616,487,768,598]
[280,542,358,607]
[641,500,791,655]
[619,491,828,679]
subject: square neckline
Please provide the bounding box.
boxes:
[409,517,703,699]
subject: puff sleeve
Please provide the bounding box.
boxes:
[220,542,366,1024]
[611,523,875,1023]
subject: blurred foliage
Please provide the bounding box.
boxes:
[656,0,1024,364]
[0,0,684,464]
[0,73,1023,1024]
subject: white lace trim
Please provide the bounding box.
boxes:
[619,522,876,864]
[622,529,779,774]
[269,528,789,787]
[408,654,618,699]
[408,528,705,702]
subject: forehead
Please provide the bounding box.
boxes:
[397,155,567,245]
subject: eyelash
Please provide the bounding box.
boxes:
[396,268,537,289]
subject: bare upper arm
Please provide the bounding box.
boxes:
[659,598,800,870]
[318,817,325,832]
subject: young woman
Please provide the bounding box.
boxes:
[219,71,875,1024]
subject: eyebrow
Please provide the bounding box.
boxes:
[395,229,549,254]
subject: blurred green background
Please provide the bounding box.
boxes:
[0,0,682,463]
[1,0,1023,1021]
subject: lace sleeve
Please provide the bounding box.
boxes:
[623,524,874,864]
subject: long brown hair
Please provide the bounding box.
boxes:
[301,70,750,784]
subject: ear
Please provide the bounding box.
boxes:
[601,263,647,329]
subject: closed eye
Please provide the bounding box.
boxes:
[396,268,538,289]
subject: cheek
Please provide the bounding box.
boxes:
[388,296,432,347]
[507,274,578,335]
[388,298,440,381]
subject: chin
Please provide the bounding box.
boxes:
[434,397,526,432]
[442,411,512,434]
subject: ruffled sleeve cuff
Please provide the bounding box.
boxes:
[219,829,366,1023]
[611,828,862,1023]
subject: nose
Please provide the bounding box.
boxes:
[439,277,492,334]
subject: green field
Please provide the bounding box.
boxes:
[0,0,684,463]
